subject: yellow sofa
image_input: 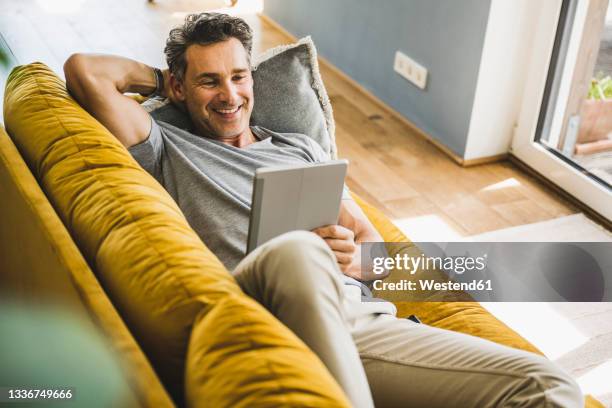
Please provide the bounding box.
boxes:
[0,62,602,408]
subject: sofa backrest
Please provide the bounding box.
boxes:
[3,62,349,407]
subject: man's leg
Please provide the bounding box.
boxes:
[232,231,375,408]
[350,309,583,408]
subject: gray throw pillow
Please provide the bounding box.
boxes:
[251,36,336,158]
[143,36,336,158]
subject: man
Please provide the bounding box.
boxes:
[64,12,582,408]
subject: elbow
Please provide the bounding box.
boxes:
[64,53,91,71]
[64,53,99,86]
[63,54,96,102]
[64,53,87,84]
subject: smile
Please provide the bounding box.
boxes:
[213,105,242,115]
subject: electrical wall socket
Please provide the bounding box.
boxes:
[393,51,428,90]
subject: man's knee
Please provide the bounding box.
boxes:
[262,231,337,273]
[539,359,582,407]
[513,355,582,407]
[267,230,329,252]
[255,230,343,301]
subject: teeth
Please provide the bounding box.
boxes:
[215,106,240,114]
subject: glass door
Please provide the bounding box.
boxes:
[513,0,611,221]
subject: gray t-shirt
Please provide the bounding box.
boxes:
[129,117,347,271]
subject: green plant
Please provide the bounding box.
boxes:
[0,48,8,68]
[587,74,612,100]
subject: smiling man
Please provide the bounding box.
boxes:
[63,13,582,408]
[171,38,255,146]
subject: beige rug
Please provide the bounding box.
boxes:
[466,213,612,242]
[467,214,612,406]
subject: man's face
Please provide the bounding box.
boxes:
[173,38,254,140]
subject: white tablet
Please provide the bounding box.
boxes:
[247,159,348,253]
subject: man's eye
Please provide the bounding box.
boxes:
[200,82,216,87]
[233,75,246,81]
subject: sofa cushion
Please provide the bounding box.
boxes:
[3,62,350,408]
[143,36,337,159]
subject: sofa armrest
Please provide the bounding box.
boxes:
[0,126,174,407]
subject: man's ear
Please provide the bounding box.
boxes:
[169,74,186,102]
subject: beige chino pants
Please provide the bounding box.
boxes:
[233,231,583,408]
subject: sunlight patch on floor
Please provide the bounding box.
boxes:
[36,0,85,14]
[480,177,521,192]
[171,0,263,19]
[576,359,612,398]
[480,302,588,360]
[392,215,463,242]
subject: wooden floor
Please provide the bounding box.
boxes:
[0,0,581,239]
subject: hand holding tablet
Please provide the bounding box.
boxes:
[247,160,348,253]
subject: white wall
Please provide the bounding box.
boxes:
[464,0,545,160]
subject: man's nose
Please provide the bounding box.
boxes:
[219,80,239,105]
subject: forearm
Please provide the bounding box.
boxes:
[64,53,157,98]
[62,53,157,147]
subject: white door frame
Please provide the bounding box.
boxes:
[512,0,611,221]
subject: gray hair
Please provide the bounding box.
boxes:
[164,12,253,82]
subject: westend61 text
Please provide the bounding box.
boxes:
[373,279,493,292]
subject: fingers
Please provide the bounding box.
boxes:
[312,224,354,241]
[311,225,357,273]
[326,239,354,272]
[323,238,355,253]
[333,250,353,265]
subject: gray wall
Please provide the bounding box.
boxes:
[263,0,492,157]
